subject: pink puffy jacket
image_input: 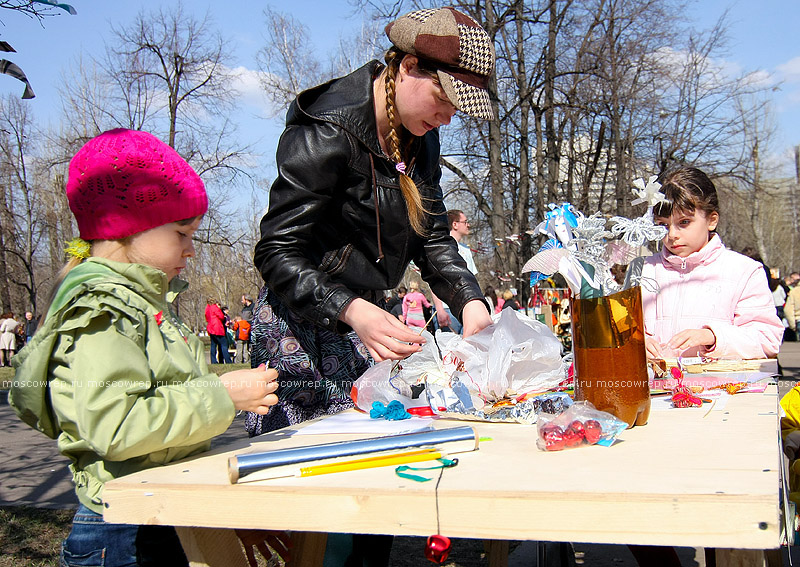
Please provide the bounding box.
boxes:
[641,234,783,359]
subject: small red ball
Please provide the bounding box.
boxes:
[568,420,586,440]
[584,419,602,444]
[540,422,562,439]
[425,534,452,563]
[543,428,566,451]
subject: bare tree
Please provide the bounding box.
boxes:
[58,2,253,189]
[105,3,232,146]
[646,13,773,179]
[265,0,783,295]
[24,4,262,320]
[0,0,72,18]
[0,0,77,99]
[256,8,326,116]
[0,95,41,311]
[716,95,781,264]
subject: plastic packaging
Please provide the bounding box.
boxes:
[351,312,570,423]
[536,401,628,451]
[351,330,444,411]
[435,309,567,401]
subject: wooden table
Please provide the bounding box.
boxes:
[103,384,783,566]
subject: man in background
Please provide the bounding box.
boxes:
[385,286,407,320]
[241,294,254,323]
[24,311,37,344]
[432,210,479,334]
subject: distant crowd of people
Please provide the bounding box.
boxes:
[771,269,800,341]
[382,281,522,335]
[0,311,38,367]
[204,294,253,364]
[738,245,800,344]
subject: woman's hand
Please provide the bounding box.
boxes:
[340,298,426,362]
[431,295,451,328]
[461,299,493,337]
[667,328,716,354]
[220,365,279,415]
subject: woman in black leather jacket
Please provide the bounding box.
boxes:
[247,7,495,438]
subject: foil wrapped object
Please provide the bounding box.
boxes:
[426,379,572,424]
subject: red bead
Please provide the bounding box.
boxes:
[562,429,580,448]
[425,534,452,563]
[568,420,586,441]
[543,428,566,451]
[540,423,562,439]
[584,419,601,444]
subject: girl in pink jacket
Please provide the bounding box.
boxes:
[641,166,783,360]
[402,281,432,331]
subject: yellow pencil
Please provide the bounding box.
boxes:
[299,449,444,477]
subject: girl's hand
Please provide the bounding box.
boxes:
[461,299,493,337]
[667,328,716,353]
[340,298,425,362]
[645,336,663,359]
[220,365,279,415]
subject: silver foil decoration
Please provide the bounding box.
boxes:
[426,380,573,425]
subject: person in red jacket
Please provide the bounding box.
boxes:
[205,299,231,364]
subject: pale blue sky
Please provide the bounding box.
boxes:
[3,0,799,182]
[690,0,800,167]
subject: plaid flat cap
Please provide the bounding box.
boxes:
[386,7,495,120]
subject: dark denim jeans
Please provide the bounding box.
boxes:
[209,333,232,364]
[61,505,188,567]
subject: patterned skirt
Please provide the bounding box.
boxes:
[244,286,373,437]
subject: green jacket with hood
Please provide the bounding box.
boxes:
[9,258,235,514]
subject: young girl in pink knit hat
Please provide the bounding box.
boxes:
[9,129,279,567]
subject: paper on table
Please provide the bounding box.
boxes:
[296,411,434,435]
[686,370,773,384]
[652,371,773,392]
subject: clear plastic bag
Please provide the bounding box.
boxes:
[351,312,570,421]
[536,401,628,451]
[437,309,567,401]
[351,330,445,411]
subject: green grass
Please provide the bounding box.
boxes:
[0,507,73,567]
[0,365,14,390]
[0,506,282,567]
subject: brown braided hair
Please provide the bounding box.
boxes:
[383,48,438,236]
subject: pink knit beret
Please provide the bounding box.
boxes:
[66,129,208,240]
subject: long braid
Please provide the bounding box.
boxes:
[384,50,427,236]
